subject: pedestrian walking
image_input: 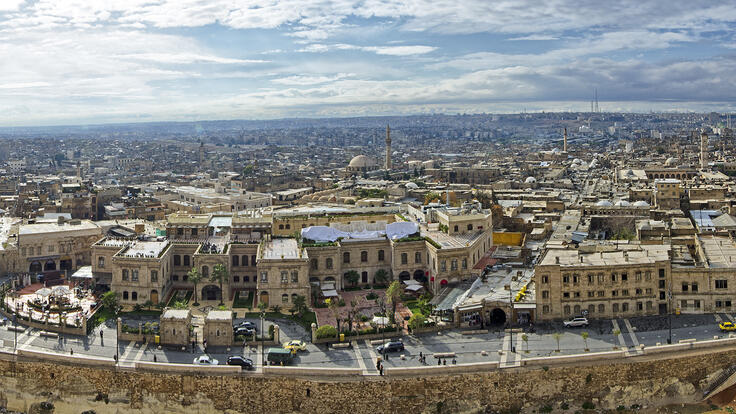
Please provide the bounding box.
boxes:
[452,358,456,365]
[443,358,446,365]
[419,351,423,360]
[153,355,157,362]
[438,358,441,366]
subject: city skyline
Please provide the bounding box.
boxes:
[1,0,736,125]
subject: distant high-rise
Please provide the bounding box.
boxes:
[700,131,708,170]
[385,124,392,170]
[199,141,204,166]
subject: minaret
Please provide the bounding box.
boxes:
[385,124,392,170]
[700,131,708,170]
[563,128,568,153]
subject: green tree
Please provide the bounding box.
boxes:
[374,269,389,286]
[100,291,120,314]
[345,270,360,287]
[553,332,562,352]
[581,331,590,351]
[143,299,154,310]
[172,300,187,310]
[327,297,341,333]
[291,294,308,318]
[408,313,427,331]
[257,301,267,313]
[187,268,202,306]
[424,191,441,205]
[315,325,337,339]
[211,263,228,306]
[386,280,401,325]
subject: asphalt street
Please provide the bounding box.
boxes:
[0,312,732,370]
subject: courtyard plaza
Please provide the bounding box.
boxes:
[3,282,96,327]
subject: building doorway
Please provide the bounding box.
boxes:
[29,261,42,273]
[490,308,507,325]
[658,303,668,315]
[259,291,269,307]
[202,285,221,301]
[399,271,410,281]
[150,290,159,304]
[44,260,56,271]
[60,257,73,273]
[413,269,427,283]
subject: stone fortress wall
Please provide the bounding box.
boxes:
[0,342,735,413]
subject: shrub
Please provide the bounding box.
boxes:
[269,324,275,338]
[315,325,337,339]
[617,406,626,411]
[582,402,595,410]
[631,404,642,410]
[585,373,592,383]
[539,405,553,413]
[366,292,378,300]
[560,402,569,410]
[542,366,549,372]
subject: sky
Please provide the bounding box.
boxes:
[1,0,736,126]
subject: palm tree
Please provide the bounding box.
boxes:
[187,268,202,306]
[581,331,590,351]
[211,263,228,306]
[386,281,401,326]
[553,332,562,352]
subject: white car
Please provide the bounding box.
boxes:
[193,355,219,366]
[563,317,589,328]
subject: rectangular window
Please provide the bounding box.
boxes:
[291,271,298,283]
[542,291,549,299]
[645,271,652,281]
[587,291,595,298]
[98,257,105,268]
[542,275,549,284]
[622,303,629,312]
[150,270,158,283]
[659,269,665,278]
[692,283,698,292]
[660,291,666,300]
[573,275,579,284]
[587,274,594,284]
[646,288,652,295]
[563,275,570,284]
[131,270,138,282]
[727,301,733,307]
[682,283,688,292]
[716,300,723,308]
[597,291,605,297]
[563,292,570,298]
[681,300,688,308]
[637,302,643,311]
[597,274,604,284]
[611,290,618,297]
[192,228,198,236]
[716,280,728,289]
[574,291,580,298]
[621,289,629,296]
[694,300,701,309]
[260,272,268,283]
[543,305,550,314]
[658,280,666,289]
[635,272,642,281]
[281,271,288,284]
[621,273,628,282]
[611,273,617,282]
[440,261,446,272]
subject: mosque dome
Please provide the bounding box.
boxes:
[633,200,650,207]
[596,200,613,207]
[614,200,631,207]
[525,177,537,184]
[348,155,377,168]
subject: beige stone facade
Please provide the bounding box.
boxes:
[204,310,233,346]
[159,309,191,346]
[18,220,102,275]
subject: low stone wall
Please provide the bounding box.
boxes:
[0,307,86,336]
[313,331,401,344]
[1,339,736,413]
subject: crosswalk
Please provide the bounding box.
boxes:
[499,331,522,368]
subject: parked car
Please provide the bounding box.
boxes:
[283,340,307,353]
[376,341,404,354]
[720,322,736,332]
[563,316,589,328]
[234,321,257,330]
[0,316,7,326]
[234,327,256,337]
[193,355,219,365]
[226,356,254,370]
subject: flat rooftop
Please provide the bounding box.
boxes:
[540,244,670,267]
[119,240,169,258]
[457,268,535,309]
[699,236,736,269]
[261,238,303,260]
[19,221,100,236]
[421,228,486,249]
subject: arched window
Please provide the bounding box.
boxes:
[282,294,289,303]
[361,251,368,262]
[326,258,333,269]
[174,255,181,266]
[563,305,571,315]
[123,291,129,300]
[343,252,350,264]
[183,255,190,266]
[232,255,239,266]
[598,304,605,313]
[131,291,137,301]
[292,293,298,302]
[401,253,408,264]
[378,250,385,261]
[573,305,581,314]
[242,255,248,266]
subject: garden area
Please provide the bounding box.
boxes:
[166,289,192,308]
[232,290,254,308]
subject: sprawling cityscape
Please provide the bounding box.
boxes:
[3,1,736,413]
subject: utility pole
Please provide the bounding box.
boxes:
[260,310,265,367]
[509,287,515,353]
[668,288,672,344]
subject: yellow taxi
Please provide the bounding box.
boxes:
[283,340,307,353]
[719,322,736,332]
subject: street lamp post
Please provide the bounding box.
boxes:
[667,288,673,344]
[13,314,17,353]
[260,310,265,367]
[508,287,515,354]
[115,315,121,364]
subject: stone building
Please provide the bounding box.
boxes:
[18,219,102,275]
[256,238,310,309]
[160,309,191,346]
[346,155,378,174]
[204,310,233,346]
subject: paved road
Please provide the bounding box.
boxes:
[0,312,732,370]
